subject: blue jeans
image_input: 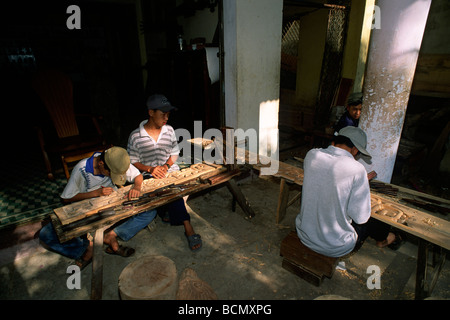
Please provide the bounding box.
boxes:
[39,210,157,259]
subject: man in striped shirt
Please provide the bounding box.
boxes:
[127,94,202,251]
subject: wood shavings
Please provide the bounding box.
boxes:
[423,217,438,227]
[336,269,357,280]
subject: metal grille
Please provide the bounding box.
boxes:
[315,1,350,126]
[281,20,300,73]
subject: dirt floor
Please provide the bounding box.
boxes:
[0,169,449,302]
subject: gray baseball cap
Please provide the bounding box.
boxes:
[338,126,371,158]
[146,94,178,112]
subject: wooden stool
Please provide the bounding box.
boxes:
[280,231,338,286]
[118,255,177,300]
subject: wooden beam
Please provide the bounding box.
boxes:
[226,179,256,219]
[91,226,109,300]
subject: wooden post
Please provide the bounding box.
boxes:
[276,178,290,224]
[415,239,429,300]
[91,226,109,300]
[226,179,256,219]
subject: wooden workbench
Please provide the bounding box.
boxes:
[51,162,252,299]
[252,156,449,299]
[368,184,450,299]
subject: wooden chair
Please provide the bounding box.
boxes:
[32,69,108,180]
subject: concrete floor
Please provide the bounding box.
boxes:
[0,173,449,301]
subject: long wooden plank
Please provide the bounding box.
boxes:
[54,163,224,226]
[370,192,450,251]
[53,182,212,243]
[52,167,241,243]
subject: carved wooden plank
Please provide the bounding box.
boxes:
[54,163,223,225]
[370,193,450,251]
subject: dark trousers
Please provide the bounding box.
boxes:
[352,218,390,251]
[157,198,190,226]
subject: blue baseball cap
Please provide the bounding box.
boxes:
[146,94,178,112]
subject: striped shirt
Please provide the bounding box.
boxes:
[127,121,180,172]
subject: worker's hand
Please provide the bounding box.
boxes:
[367,171,377,181]
[128,187,141,200]
[152,165,168,179]
[97,187,114,197]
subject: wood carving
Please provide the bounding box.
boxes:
[54,163,224,225]
[371,195,409,225]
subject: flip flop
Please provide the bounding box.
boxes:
[74,258,92,271]
[105,245,135,257]
[185,233,202,251]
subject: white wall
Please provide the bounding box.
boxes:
[176,6,218,44]
[223,0,283,162]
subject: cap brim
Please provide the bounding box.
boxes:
[157,105,178,112]
[111,172,127,186]
[354,143,371,158]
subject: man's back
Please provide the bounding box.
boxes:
[295,146,371,257]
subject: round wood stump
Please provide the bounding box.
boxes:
[118,255,177,300]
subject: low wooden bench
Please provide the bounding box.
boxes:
[253,161,304,223]
[280,231,339,286]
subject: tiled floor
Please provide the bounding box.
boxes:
[0,151,66,230]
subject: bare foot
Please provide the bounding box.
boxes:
[103,230,120,252]
[376,232,396,248]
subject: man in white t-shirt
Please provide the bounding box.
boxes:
[39,147,156,269]
[295,127,398,258]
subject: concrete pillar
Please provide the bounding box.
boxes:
[223,0,283,162]
[224,0,283,131]
[360,0,432,183]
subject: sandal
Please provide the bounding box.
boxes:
[185,233,202,251]
[105,245,135,257]
[75,257,92,271]
[388,232,404,251]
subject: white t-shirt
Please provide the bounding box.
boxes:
[60,152,141,200]
[295,146,371,257]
